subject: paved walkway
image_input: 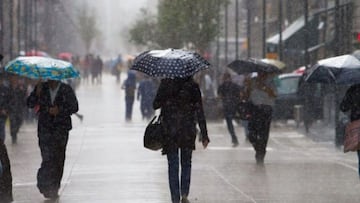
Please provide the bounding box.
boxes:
[4,74,360,203]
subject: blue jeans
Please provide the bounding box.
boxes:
[242,120,249,139]
[167,148,192,203]
[125,97,134,121]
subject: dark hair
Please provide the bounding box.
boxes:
[223,72,231,81]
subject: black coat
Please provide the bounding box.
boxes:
[0,142,13,203]
[0,83,10,120]
[8,84,27,115]
[27,82,79,131]
[217,81,241,115]
[340,84,360,122]
[153,78,208,154]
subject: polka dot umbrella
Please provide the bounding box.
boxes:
[131,48,210,78]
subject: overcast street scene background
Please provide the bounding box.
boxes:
[1,0,360,202]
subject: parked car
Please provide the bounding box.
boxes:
[273,73,303,120]
[272,73,324,122]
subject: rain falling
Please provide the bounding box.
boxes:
[0,0,360,202]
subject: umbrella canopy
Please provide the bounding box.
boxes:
[4,56,80,80]
[260,58,286,70]
[227,58,282,74]
[57,52,73,61]
[353,50,360,60]
[293,66,306,74]
[305,54,360,85]
[131,48,210,78]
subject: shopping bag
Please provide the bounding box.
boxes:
[344,119,360,153]
[144,115,164,151]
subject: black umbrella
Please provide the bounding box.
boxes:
[131,48,210,78]
[227,58,282,74]
[305,54,360,85]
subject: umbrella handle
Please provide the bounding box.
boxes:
[35,79,43,97]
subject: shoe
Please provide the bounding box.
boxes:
[181,196,190,203]
[11,136,17,144]
[232,142,239,147]
[256,157,264,165]
[255,152,264,165]
[77,114,84,122]
[43,191,59,199]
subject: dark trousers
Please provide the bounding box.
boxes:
[0,142,13,203]
[125,96,134,121]
[0,117,6,142]
[10,113,23,140]
[37,128,69,195]
[224,114,238,144]
[167,148,192,203]
[140,100,154,120]
[248,105,273,160]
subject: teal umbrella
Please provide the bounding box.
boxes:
[4,56,80,80]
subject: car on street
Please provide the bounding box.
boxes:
[273,73,304,120]
[272,72,324,123]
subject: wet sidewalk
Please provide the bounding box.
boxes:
[5,74,360,203]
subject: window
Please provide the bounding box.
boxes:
[276,76,300,95]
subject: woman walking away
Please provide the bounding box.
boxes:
[245,72,277,165]
[340,83,360,177]
[153,77,209,203]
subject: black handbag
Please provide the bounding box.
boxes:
[144,115,164,151]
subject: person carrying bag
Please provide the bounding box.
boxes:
[144,114,164,151]
[244,72,277,165]
[340,83,360,177]
[153,77,209,203]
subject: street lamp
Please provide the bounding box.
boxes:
[278,0,283,61]
[247,0,251,58]
[262,0,266,58]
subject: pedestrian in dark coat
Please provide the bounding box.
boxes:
[0,142,13,203]
[153,77,209,203]
[122,70,136,121]
[245,72,277,165]
[137,76,156,120]
[8,75,27,144]
[217,73,241,146]
[340,83,360,177]
[27,80,78,199]
[0,77,10,143]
